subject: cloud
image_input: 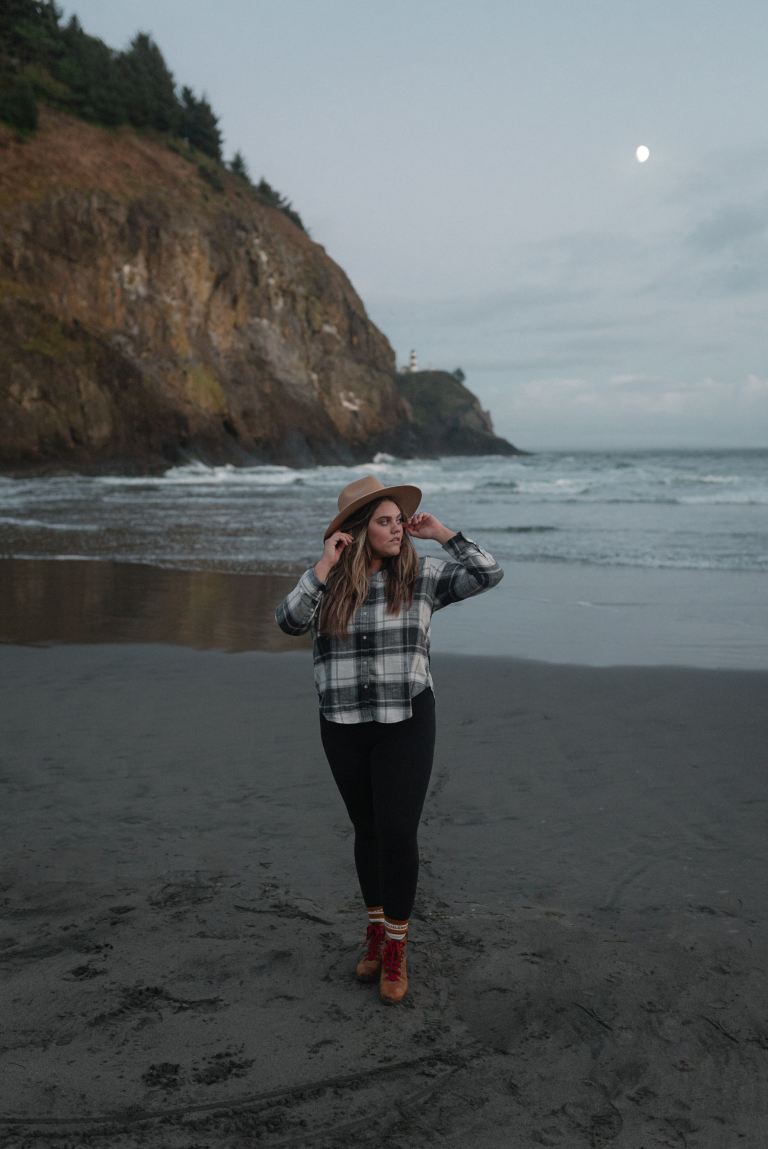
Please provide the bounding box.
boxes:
[498,372,768,424]
[687,201,768,253]
[744,373,768,399]
[669,141,768,212]
[658,146,768,299]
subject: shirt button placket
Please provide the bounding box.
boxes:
[361,607,371,718]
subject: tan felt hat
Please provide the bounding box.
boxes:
[324,475,422,539]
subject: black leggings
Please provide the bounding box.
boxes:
[319,688,436,921]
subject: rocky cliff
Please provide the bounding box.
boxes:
[0,108,519,473]
[395,370,520,456]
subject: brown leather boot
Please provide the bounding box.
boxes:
[356,922,385,982]
[379,937,408,1004]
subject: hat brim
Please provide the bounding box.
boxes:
[324,484,422,539]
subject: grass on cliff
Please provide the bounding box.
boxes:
[0,297,102,372]
[186,364,226,414]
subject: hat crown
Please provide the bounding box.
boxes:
[324,475,421,539]
[337,475,387,514]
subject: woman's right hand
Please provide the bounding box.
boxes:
[314,531,352,582]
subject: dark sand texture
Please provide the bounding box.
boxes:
[1,644,767,1148]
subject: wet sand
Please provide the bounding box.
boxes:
[2,555,767,669]
[1,641,767,1147]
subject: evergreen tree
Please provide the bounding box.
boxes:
[119,31,180,133]
[55,15,127,125]
[0,0,35,53]
[0,1,58,131]
[255,177,280,208]
[179,85,222,160]
[0,0,62,69]
[255,178,305,232]
[229,149,250,181]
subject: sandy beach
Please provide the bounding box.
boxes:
[2,2,766,1142]
[2,637,767,1148]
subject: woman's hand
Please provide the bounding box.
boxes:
[405,512,457,546]
[314,530,353,583]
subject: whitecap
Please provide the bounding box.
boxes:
[0,516,102,531]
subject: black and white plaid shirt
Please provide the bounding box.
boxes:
[275,532,503,724]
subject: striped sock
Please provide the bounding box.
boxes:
[367,905,384,927]
[384,916,408,943]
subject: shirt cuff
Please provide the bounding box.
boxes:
[300,567,326,595]
[441,530,474,555]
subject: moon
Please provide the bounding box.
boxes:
[635,144,651,163]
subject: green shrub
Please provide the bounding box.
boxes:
[0,75,37,131]
[198,163,223,192]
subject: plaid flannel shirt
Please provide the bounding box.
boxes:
[275,531,503,724]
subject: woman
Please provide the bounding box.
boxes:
[275,475,503,1004]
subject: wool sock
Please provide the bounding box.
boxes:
[367,905,384,927]
[384,916,408,943]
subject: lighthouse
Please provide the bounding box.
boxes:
[408,349,418,373]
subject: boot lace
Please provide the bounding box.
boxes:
[364,922,385,960]
[382,938,405,981]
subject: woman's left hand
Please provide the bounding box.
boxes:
[406,512,456,545]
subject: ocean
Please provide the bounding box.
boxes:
[1,449,766,668]
[1,449,766,573]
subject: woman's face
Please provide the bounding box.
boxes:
[366,499,406,560]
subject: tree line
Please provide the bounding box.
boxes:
[0,0,304,230]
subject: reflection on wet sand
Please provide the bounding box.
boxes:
[0,559,308,653]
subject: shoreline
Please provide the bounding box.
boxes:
[1,554,766,670]
[2,641,767,1145]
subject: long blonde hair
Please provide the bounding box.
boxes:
[319,498,419,637]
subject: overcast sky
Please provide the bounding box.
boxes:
[60,0,768,449]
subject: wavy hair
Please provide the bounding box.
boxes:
[318,498,419,637]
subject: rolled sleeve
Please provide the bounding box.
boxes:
[432,531,504,609]
[275,568,326,635]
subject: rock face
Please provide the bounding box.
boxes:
[395,371,521,456]
[0,108,520,473]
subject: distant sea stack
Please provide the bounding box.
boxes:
[0,109,521,474]
[395,369,522,457]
